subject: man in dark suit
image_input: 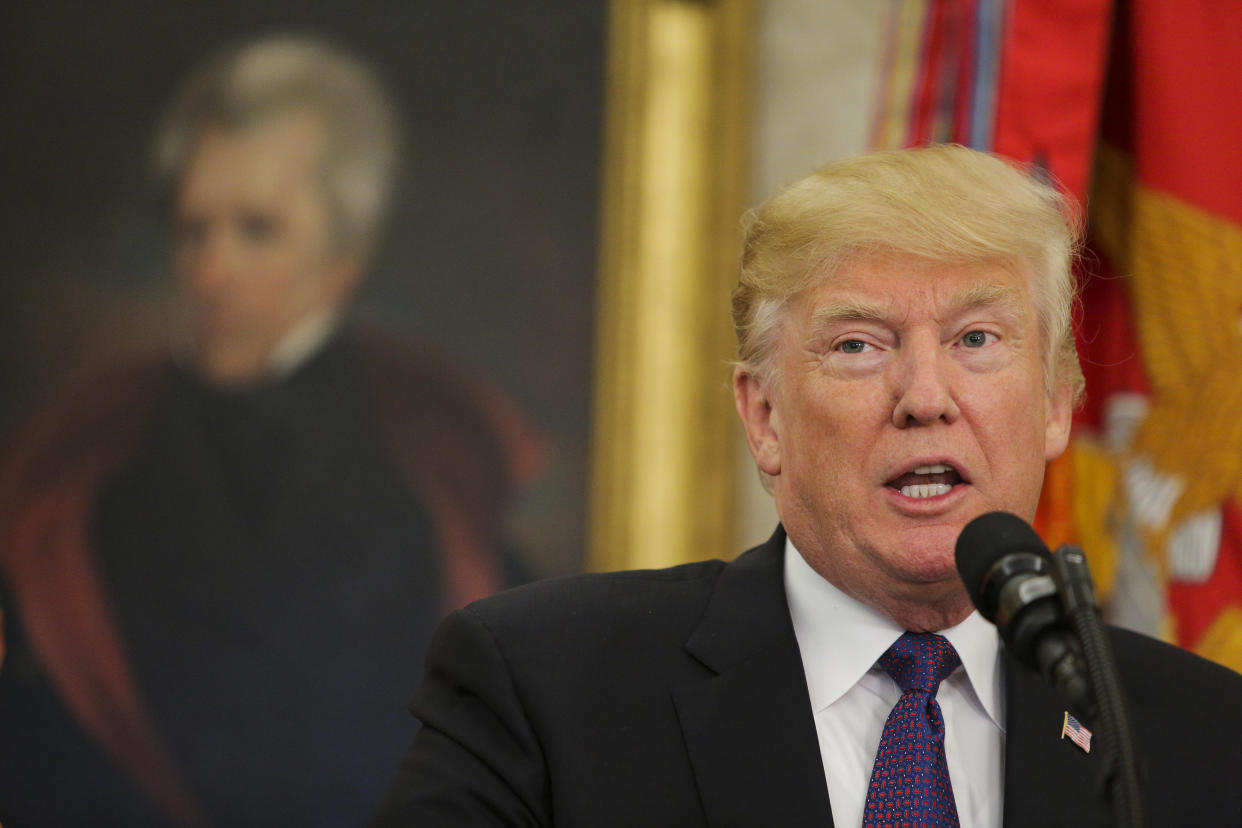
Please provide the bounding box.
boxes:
[0,35,537,827]
[373,145,1242,826]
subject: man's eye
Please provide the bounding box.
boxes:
[238,212,278,243]
[961,330,995,348]
[838,340,869,354]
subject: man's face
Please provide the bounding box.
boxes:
[736,255,1072,628]
[171,110,359,385]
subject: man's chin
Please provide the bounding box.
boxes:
[889,523,963,576]
[190,343,273,388]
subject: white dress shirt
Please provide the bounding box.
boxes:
[784,538,1005,828]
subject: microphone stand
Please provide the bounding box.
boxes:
[1052,546,1144,828]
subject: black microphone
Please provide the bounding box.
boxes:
[955,511,1093,716]
[957,511,1145,827]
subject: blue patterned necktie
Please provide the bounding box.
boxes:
[862,632,962,828]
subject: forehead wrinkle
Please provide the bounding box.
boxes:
[805,283,1017,325]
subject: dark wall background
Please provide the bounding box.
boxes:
[0,0,605,574]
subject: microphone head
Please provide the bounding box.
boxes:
[955,511,1052,616]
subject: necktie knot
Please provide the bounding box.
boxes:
[879,632,960,695]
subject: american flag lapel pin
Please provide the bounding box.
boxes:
[1061,711,1092,754]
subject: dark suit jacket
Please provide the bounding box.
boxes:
[0,328,538,827]
[374,527,1242,827]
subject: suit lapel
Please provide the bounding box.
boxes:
[1002,654,1110,828]
[673,529,834,828]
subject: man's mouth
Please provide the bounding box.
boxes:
[887,463,964,499]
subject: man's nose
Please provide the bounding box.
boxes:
[891,339,961,427]
[182,232,237,296]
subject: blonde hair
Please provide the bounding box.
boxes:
[153,34,403,258]
[732,144,1085,404]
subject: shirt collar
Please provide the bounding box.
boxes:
[267,307,342,379]
[783,535,1005,730]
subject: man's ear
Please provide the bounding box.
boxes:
[1044,379,1074,462]
[734,366,781,475]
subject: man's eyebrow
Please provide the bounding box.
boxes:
[953,282,1019,310]
[807,300,889,330]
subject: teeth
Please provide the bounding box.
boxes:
[900,483,952,499]
[912,463,950,474]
